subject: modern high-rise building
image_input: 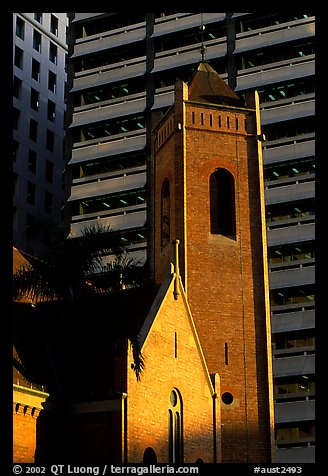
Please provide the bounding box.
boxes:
[13,13,68,257]
[65,13,315,463]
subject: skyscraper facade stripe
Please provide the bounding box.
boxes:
[13,13,68,257]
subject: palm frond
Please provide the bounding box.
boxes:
[13,264,59,303]
[129,337,145,381]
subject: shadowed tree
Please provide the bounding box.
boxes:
[13,223,147,401]
[13,222,147,303]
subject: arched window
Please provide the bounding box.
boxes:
[209,168,236,238]
[161,179,170,248]
[143,447,158,463]
[168,389,183,463]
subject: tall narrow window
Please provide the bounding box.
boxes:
[47,99,56,121]
[14,46,23,69]
[48,71,56,93]
[161,179,170,248]
[50,14,58,36]
[46,129,55,152]
[27,181,36,206]
[16,17,25,39]
[33,30,41,52]
[29,118,38,141]
[168,389,183,463]
[13,77,22,98]
[210,168,236,238]
[32,58,40,81]
[49,42,58,64]
[30,88,39,111]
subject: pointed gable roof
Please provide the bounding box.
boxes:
[13,246,31,273]
[188,61,243,107]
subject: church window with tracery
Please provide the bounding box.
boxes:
[168,389,183,463]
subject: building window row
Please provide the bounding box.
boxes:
[74,13,146,39]
[268,241,314,266]
[154,23,225,55]
[237,39,314,71]
[74,77,145,107]
[264,157,315,183]
[14,56,58,95]
[15,22,59,64]
[274,375,315,400]
[270,284,315,307]
[16,14,60,38]
[70,226,147,249]
[272,329,315,353]
[266,198,315,224]
[74,114,145,143]
[275,422,315,447]
[263,116,315,143]
[72,152,146,180]
[72,187,146,216]
[25,180,54,214]
[256,77,314,104]
[236,13,313,34]
[15,115,56,153]
[74,42,145,73]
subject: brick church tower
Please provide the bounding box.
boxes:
[148,61,275,463]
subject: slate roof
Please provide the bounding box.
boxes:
[188,61,243,107]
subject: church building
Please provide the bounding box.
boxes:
[13,61,274,464]
[148,61,275,463]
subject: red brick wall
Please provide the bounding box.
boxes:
[13,403,40,463]
[183,101,272,463]
[149,81,273,463]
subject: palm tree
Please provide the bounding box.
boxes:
[13,222,146,303]
[13,223,146,400]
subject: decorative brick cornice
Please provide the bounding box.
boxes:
[13,402,41,419]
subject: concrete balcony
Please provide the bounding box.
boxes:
[261,98,314,125]
[70,210,147,236]
[269,264,315,289]
[236,59,314,91]
[71,95,146,127]
[72,60,146,92]
[73,26,146,57]
[68,171,146,202]
[68,133,147,165]
[267,221,315,247]
[235,19,314,53]
[263,139,315,165]
[271,308,315,333]
[272,354,315,377]
[265,180,314,205]
[275,446,315,464]
[274,399,315,424]
[153,13,225,37]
